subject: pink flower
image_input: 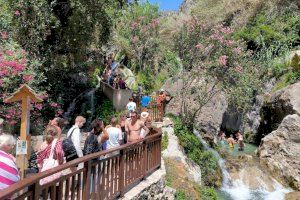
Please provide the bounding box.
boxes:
[50,102,59,108]
[23,74,34,82]
[0,79,3,86]
[0,32,8,39]
[219,55,228,66]
[14,10,21,16]
[234,66,243,73]
[132,36,139,43]
[6,50,14,56]
[224,40,234,46]
[9,120,17,125]
[234,47,242,55]
[35,104,43,110]
[195,44,204,49]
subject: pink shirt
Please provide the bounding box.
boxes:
[0,150,20,190]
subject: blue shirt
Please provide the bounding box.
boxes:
[141,95,151,107]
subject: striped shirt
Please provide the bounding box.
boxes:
[0,150,20,190]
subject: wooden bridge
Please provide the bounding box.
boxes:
[0,129,162,200]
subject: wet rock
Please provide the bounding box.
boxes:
[258,114,300,190]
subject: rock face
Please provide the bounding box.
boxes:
[256,82,300,143]
[258,114,300,190]
[163,78,227,135]
[257,82,300,190]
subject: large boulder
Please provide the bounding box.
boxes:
[256,82,300,143]
[258,114,300,190]
[163,77,227,135]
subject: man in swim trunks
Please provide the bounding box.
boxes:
[125,111,149,142]
[227,134,235,149]
[235,131,245,151]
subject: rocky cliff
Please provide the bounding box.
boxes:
[258,82,300,190]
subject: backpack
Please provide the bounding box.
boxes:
[83,134,100,156]
[62,128,78,159]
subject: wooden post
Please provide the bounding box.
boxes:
[5,84,43,179]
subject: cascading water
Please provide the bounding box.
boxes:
[63,75,101,121]
[193,130,291,200]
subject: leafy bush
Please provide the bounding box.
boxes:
[95,99,116,125]
[172,116,222,187]
[200,187,218,200]
[175,190,187,200]
[162,132,169,151]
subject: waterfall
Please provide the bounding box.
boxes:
[193,130,292,200]
[63,75,101,121]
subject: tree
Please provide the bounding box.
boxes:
[174,17,261,129]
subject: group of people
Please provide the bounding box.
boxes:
[0,107,153,191]
[127,89,167,118]
[101,53,128,90]
[218,131,245,151]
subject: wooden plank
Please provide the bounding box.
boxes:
[71,175,76,200]
[77,172,81,200]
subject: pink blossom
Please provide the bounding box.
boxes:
[35,104,43,110]
[23,74,34,82]
[151,18,160,28]
[195,44,204,49]
[130,22,139,30]
[234,66,243,73]
[0,79,3,86]
[9,120,17,125]
[219,55,228,66]
[50,102,59,108]
[220,27,233,34]
[0,32,8,39]
[14,10,21,16]
[224,40,235,46]
[6,50,14,56]
[132,36,139,43]
[234,47,242,55]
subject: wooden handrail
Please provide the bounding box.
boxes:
[0,131,162,200]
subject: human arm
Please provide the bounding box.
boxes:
[140,121,149,138]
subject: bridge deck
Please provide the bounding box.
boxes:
[0,130,162,200]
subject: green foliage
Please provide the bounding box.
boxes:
[95,99,116,125]
[200,187,218,200]
[175,191,187,200]
[172,116,222,187]
[162,132,169,151]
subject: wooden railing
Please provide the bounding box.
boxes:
[0,130,162,200]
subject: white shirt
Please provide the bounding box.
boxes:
[67,125,83,158]
[126,101,136,112]
[106,127,122,149]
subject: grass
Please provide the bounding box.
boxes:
[162,131,169,151]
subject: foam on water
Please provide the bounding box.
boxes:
[193,129,292,200]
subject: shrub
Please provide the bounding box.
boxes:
[172,116,222,187]
[162,132,169,151]
[200,187,218,200]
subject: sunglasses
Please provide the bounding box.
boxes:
[130,115,137,118]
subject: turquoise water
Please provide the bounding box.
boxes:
[219,142,258,156]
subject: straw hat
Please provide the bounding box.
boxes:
[141,112,149,119]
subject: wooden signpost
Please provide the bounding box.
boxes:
[5,84,43,179]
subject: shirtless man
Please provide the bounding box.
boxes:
[125,111,149,142]
[227,134,235,149]
[235,131,245,151]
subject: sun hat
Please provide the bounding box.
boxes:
[141,112,149,119]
